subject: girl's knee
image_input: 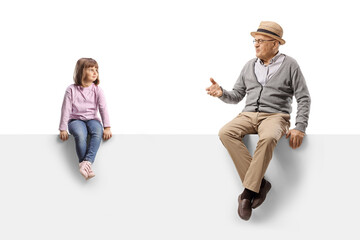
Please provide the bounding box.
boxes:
[87,120,103,135]
[73,133,87,143]
[94,128,103,137]
[70,129,87,140]
[90,126,103,137]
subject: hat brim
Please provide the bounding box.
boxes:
[250,32,286,45]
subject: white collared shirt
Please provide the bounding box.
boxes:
[254,52,285,86]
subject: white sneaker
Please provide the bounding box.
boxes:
[87,163,95,180]
[79,161,89,179]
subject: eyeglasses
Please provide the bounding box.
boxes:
[253,39,276,44]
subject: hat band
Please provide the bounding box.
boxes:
[257,28,280,38]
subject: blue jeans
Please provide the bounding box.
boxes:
[68,119,103,164]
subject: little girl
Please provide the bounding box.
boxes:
[59,58,112,180]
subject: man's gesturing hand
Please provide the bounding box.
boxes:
[206,78,223,97]
[286,129,305,149]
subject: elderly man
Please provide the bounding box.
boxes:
[206,21,310,220]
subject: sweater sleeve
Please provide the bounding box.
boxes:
[59,87,72,131]
[219,71,247,104]
[292,66,311,133]
[98,87,111,128]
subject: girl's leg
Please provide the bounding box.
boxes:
[84,120,103,164]
[68,120,88,163]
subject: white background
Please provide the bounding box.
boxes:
[1,0,359,134]
[1,1,359,238]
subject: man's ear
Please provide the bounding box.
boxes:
[273,41,280,49]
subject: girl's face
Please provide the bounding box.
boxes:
[85,66,98,83]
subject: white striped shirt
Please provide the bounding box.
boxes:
[254,52,285,86]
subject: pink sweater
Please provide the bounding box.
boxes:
[59,84,111,131]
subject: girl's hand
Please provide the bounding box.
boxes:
[59,130,69,141]
[103,127,112,140]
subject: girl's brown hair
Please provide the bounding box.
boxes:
[73,58,100,86]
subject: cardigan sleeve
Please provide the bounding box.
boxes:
[219,71,247,104]
[291,66,311,133]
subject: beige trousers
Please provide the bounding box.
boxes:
[219,112,290,193]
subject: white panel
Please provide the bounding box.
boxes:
[0,134,358,239]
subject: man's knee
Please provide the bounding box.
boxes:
[258,135,278,146]
[219,125,239,142]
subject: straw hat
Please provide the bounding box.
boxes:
[250,21,286,45]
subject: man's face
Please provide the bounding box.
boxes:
[253,34,278,61]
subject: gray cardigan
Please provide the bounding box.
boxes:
[219,55,311,133]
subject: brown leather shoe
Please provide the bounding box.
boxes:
[238,195,252,221]
[252,180,272,209]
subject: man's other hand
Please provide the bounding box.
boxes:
[286,129,305,149]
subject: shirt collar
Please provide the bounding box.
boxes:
[77,83,94,91]
[257,51,282,65]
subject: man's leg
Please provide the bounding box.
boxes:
[219,112,260,220]
[243,113,290,193]
[218,113,257,182]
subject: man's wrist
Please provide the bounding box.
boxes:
[218,86,225,98]
[294,123,306,133]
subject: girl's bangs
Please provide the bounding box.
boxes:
[83,59,98,69]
